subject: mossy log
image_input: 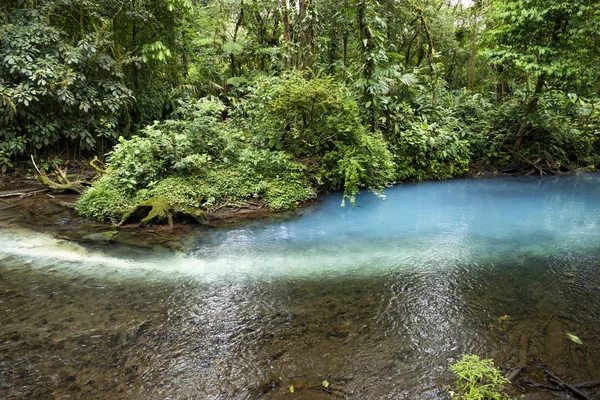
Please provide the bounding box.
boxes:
[31,155,88,194]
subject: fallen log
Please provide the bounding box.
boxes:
[506,366,524,383]
[574,381,600,390]
[18,189,49,199]
[0,188,46,198]
[544,370,593,400]
[31,155,88,194]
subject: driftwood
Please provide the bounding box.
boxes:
[31,155,88,194]
[515,364,598,400]
[506,366,524,383]
[544,370,594,400]
[503,147,569,177]
[0,188,48,198]
[573,381,600,390]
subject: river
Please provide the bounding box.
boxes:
[1,175,600,399]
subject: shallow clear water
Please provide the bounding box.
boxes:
[1,175,600,399]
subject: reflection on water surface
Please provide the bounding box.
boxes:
[1,175,600,399]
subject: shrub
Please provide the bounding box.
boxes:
[77,98,316,222]
[239,72,396,200]
[390,116,471,181]
[0,14,132,171]
[449,355,513,400]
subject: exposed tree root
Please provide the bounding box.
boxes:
[89,155,106,174]
[118,196,208,227]
[544,370,594,400]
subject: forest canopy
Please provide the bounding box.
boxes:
[2,0,600,223]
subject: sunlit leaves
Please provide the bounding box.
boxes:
[141,41,172,63]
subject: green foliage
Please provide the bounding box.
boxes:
[240,72,396,200]
[1,0,196,169]
[0,13,132,169]
[449,355,513,400]
[385,94,471,181]
[484,0,599,92]
[77,98,316,222]
[6,0,600,222]
[75,176,139,222]
[453,89,600,169]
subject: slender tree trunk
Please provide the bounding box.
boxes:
[515,74,545,150]
[279,0,292,69]
[343,34,348,66]
[405,33,418,65]
[132,0,138,93]
[230,1,244,77]
[358,0,375,132]
[414,4,436,103]
[329,29,337,74]
[297,0,313,71]
[467,2,478,92]
[79,2,84,45]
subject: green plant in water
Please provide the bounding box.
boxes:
[449,355,513,400]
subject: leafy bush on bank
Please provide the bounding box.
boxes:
[78,75,401,222]
[77,97,316,222]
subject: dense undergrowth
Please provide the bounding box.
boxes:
[3,0,600,223]
[77,73,600,223]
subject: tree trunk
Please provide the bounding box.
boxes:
[467,2,478,92]
[230,1,244,77]
[414,4,436,103]
[279,0,292,69]
[358,0,375,132]
[297,0,313,71]
[514,74,545,150]
[343,34,348,66]
[132,0,138,93]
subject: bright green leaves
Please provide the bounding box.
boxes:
[141,41,172,63]
[240,72,396,200]
[484,0,599,91]
[449,355,513,400]
[167,0,193,13]
[223,41,244,55]
[77,97,317,222]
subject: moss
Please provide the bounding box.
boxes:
[120,196,174,227]
[117,195,209,226]
[76,176,138,223]
[179,205,207,223]
[82,230,118,243]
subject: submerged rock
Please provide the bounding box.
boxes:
[82,231,118,243]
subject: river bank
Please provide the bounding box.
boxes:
[0,161,516,242]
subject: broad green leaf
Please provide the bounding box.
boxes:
[223,41,243,54]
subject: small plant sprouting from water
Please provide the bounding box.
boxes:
[448,354,513,400]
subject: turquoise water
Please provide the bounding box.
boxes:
[1,174,600,398]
